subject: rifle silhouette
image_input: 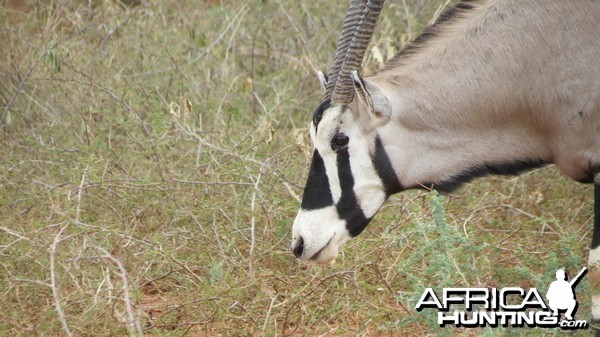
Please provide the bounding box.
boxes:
[569,267,587,287]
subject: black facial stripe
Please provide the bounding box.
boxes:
[373,136,403,197]
[300,150,334,210]
[312,99,331,131]
[427,159,547,193]
[335,150,371,237]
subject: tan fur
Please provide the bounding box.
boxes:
[368,0,600,187]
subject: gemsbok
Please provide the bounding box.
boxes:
[290,0,600,327]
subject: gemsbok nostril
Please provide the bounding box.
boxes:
[292,237,304,259]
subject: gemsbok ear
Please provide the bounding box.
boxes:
[316,71,328,93]
[351,70,391,118]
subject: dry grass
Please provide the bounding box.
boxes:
[0,0,594,336]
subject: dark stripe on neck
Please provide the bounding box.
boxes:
[300,150,334,210]
[335,150,371,237]
[373,136,403,197]
[427,159,548,193]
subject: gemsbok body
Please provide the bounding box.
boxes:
[291,0,600,327]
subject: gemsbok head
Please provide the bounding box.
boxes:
[291,0,600,320]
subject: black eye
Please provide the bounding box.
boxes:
[331,133,349,150]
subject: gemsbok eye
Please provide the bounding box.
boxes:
[332,133,349,150]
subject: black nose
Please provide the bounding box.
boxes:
[292,237,304,259]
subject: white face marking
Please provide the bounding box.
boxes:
[291,206,350,264]
[292,104,388,264]
[343,111,387,219]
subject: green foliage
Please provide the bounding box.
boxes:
[47,51,61,73]
[209,260,225,286]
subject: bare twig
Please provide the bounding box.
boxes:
[145,315,215,331]
[90,245,144,336]
[262,292,279,334]
[13,278,51,288]
[49,224,73,337]
[211,216,225,257]
[0,226,32,242]
[248,171,262,275]
[496,227,522,246]
[75,164,89,222]
[283,181,301,203]
[172,178,253,186]
[429,0,452,25]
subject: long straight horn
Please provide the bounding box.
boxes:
[331,0,385,105]
[324,0,368,101]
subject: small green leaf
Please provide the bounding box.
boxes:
[48,51,60,72]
